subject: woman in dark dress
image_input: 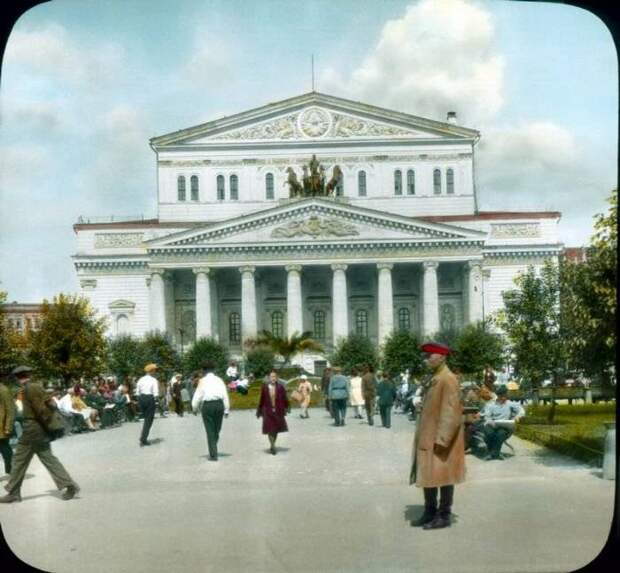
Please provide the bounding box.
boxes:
[256,370,289,455]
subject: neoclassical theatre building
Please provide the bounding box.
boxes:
[73,92,562,371]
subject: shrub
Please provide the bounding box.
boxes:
[244,347,275,378]
[381,331,424,378]
[183,337,228,378]
[451,322,505,381]
[329,334,378,374]
[140,331,181,382]
[106,335,144,382]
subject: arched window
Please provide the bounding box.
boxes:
[271,311,284,338]
[433,169,442,195]
[335,172,344,196]
[446,168,454,194]
[357,171,367,197]
[355,309,368,337]
[190,175,199,201]
[265,173,274,200]
[394,170,402,195]
[313,310,326,340]
[398,308,411,332]
[116,314,129,335]
[229,312,241,344]
[177,175,186,201]
[230,174,239,200]
[217,175,225,200]
[407,169,415,195]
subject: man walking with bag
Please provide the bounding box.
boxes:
[0,366,80,503]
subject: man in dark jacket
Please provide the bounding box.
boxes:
[376,371,397,429]
[320,367,332,417]
[0,375,15,476]
[0,366,80,503]
[328,366,349,427]
[361,364,376,426]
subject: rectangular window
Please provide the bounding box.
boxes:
[433,169,441,195]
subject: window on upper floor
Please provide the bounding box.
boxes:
[271,310,284,338]
[217,175,225,201]
[313,310,326,340]
[266,173,274,200]
[433,169,442,195]
[230,174,239,200]
[229,312,240,344]
[335,172,344,197]
[357,171,367,197]
[446,168,454,194]
[394,170,403,195]
[398,307,411,332]
[177,175,186,201]
[407,169,415,195]
[190,175,199,201]
[355,309,368,337]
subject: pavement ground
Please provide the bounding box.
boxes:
[0,407,615,573]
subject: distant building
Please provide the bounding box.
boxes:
[563,247,588,264]
[1,303,43,334]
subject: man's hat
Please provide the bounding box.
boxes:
[11,365,33,376]
[144,363,158,373]
[495,385,508,396]
[420,342,452,356]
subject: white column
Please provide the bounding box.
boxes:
[286,264,303,337]
[377,263,394,346]
[467,260,484,324]
[194,267,212,339]
[148,269,166,333]
[239,266,257,342]
[422,261,439,337]
[331,263,349,345]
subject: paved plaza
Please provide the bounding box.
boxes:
[0,408,614,573]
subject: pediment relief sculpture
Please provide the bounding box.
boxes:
[271,215,359,239]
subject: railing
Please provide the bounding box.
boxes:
[76,214,147,224]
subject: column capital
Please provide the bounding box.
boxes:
[331,263,348,272]
[467,260,483,271]
[192,267,211,276]
[148,268,166,277]
[377,262,394,271]
[422,261,439,270]
[285,264,303,273]
[239,265,256,275]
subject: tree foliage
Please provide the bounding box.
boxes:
[450,321,505,381]
[245,330,324,365]
[0,290,28,377]
[106,335,144,382]
[381,330,424,378]
[329,333,378,373]
[183,337,228,378]
[140,330,181,381]
[28,294,107,385]
[244,347,275,378]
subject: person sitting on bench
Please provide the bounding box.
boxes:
[481,385,525,460]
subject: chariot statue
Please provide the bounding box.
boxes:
[284,154,342,198]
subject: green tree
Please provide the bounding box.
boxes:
[106,335,144,383]
[0,290,27,376]
[245,330,324,366]
[381,331,424,378]
[329,334,378,373]
[561,189,617,386]
[244,347,275,378]
[28,294,107,386]
[140,331,180,381]
[183,337,228,378]
[450,321,505,381]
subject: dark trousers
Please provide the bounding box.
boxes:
[138,395,156,444]
[173,395,184,416]
[424,485,454,517]
[379,404,392,428]
[483,425,512,458]
[364,399,375,425]
[324,396,332,415]
[331,399,347,425]
[5,443,76,496]
[201,400,224,459]
[0,438,12,474]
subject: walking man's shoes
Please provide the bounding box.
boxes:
[140,440,151,447]
[62,485,80,500]
[410,511,436,527]
[0,492,21,503]
[422,515,451,530]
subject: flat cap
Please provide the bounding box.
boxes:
[11,365,33,376]
[420,342,452,355]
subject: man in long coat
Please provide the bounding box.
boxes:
[0,376,16,476]
[410,342,465,529]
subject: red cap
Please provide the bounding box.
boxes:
[420,342,452,355]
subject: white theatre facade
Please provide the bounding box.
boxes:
[73,92,562,370]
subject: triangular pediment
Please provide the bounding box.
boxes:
[145,199,486,251]
[150,92,479,147]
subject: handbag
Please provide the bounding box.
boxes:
[24,384,65,441]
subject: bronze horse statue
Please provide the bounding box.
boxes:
[325,165,343,196]
[285,167,303,198]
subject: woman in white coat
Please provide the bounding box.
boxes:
[348,367,365,419]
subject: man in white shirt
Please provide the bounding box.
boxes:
[192,362,230,461]
[136,363,159,447]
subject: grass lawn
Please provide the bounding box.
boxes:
[229,378,324,410]
[516,403,616,465]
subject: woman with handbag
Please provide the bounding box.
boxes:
[256,370,289,455]
[0,366,80,503]
[296,375,312,419]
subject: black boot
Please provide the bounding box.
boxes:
[411,488,437,527]
[423,486,453,529]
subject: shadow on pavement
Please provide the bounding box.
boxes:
[529,447,599,470]
[404,504,425,522]
[150,438,165,445]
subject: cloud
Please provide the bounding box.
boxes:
[1,97,63,132]
[320,0,504,125]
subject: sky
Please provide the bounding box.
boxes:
[0,0,617,303]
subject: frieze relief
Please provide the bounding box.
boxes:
[95,233,144,248]
[271,216,360,238]
[490,223,541,239]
